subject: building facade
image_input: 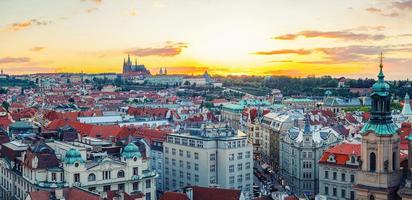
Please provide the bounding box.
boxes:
[163,124,253,198]
[0,140,158,200]
[260,111,303,169]
[279,119,342,197]
[318,142,360,200]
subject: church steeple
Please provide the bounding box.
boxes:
[369,52,392,126]
[402,93,412,116]
[354,53,401,200]
[127,54,131,65]
[378,52,384,81]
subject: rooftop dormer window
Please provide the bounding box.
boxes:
[350,155,356,163]
[328,154,336,163]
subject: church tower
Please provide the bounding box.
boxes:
[353,53,401,200]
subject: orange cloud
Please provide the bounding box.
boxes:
[252,49,312,55]
[6,19,51,31]
[129,10,138,16]
[81,0,102,4]
[273,30,385,41]
[125,42,188,57]
[0,57,30,64]
[86,7,98,13]
[365,7,382,13]
[30,46,46,52]
[393,0,412,10]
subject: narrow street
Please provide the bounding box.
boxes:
[253,160,284,198]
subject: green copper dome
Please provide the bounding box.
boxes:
[64,148,84,164]
[360,53,398,136]
[122,143,141,159]
[371,56,390,96]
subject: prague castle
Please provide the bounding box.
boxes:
[122,54,150,76]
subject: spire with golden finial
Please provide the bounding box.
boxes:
[378,52,384,81]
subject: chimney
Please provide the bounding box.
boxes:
[55,189,64,199]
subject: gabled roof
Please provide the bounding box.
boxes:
[319,143,361,167]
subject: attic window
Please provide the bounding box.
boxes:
[350,156,356,163]
[328,155,336,163]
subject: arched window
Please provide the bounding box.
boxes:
[369,194,375,200]
[88,173,96,182]
[370,152,376,172]
[117,170,125,178]
[392,152,396,170]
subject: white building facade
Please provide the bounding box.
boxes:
[279,120,343,198]
[163,124,253,198]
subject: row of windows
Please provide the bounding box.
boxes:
[324,171,355,183]
[165,161,200,171]
[228,152,251,161]
[86,168,138,182]
[324,186,355,200]
[167,137,204,148]
[164,148,200,160]
[229,173,251,184]
[229,162,251,173]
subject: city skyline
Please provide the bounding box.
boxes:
[1,0,412,79]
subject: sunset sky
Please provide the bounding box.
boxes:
[1,0,412,79]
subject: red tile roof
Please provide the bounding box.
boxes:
[400,122,412,145]
[64,187,101,200]
[0,115,13,130]
[160,192,189,200]
[319,143,361,167]
[128,107,169,119]
[345,113,358,124]
[27,191,50,200]
[190,186,242,200]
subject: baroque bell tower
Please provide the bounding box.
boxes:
[353,53,402,200]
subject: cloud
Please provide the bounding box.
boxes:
[393,0,412,10]
[273,30,386,41]
[252,49,312,55]
[30,47,46,52]
[86,7,98,13]
[129,10,138,16]
[263,69,302,76]
[350,26,386,31]
[5,19,51,31]
[81,0,102,4]
[269,60,295,63]
[0,57,31,64]
[365,7,382,13]
[253,43,412,65]
[125,42,188,57]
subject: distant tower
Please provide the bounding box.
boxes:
[123,58,127,74]
[159,68,164,75]
[353,53,401,200]
[1,69,3,74]
[164,68,167,75]
[127,54,131,65]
